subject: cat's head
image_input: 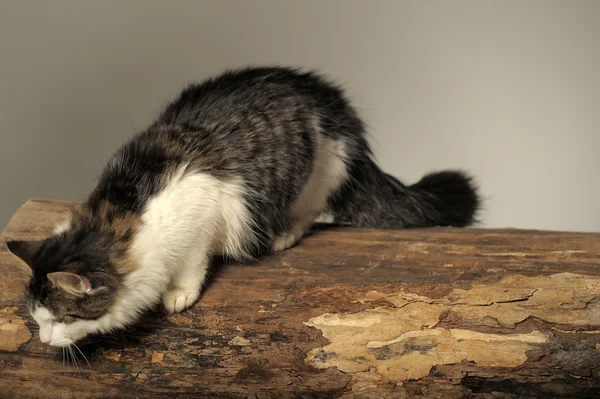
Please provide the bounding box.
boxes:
[6,228,123,347]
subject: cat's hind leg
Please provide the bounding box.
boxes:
[272,229,303,252]
[272,137,348,252]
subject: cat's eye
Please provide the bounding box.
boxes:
[61,315,80,324]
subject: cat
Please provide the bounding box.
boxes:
[6,66,479,347]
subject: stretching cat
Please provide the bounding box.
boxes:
[6,66,479,347]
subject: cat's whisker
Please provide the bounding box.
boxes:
[73,343,92,373]
[73,348,84,378]
[69,346,76,367]
[68,345,83,378]
[67,347,72,370]
[50,347,60,361]
[66,347,72,369]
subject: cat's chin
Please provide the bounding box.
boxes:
[48,338,75,347]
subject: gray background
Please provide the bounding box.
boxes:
[1,1,599,232]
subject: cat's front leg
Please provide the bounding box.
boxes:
[162,252,209,314]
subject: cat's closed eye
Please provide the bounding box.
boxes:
[61,315,80,324]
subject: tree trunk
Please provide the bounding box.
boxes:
[1,199,600,398]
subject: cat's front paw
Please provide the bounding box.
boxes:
[162,287,200,314]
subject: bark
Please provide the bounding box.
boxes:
[1,199,600,398]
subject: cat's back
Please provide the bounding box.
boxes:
[155,66,347,129]
[88,67,363,229]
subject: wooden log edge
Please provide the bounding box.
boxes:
[1,199,600,398]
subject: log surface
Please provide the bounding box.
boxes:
[1,199,600,398]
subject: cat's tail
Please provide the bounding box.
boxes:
[327,157,480,229]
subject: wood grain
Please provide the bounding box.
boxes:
[1,199,600,398]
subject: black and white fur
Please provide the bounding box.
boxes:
[6,66,479,347]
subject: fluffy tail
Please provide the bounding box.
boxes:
[328,158,479,229]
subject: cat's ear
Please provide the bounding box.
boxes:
[47,272,92,296]
[6,239,43,269]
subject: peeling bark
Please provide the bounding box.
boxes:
[1,199,600,398]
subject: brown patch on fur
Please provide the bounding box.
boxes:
[102,203,140,275]
[73,201,141,275]
[111,246,139,275]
